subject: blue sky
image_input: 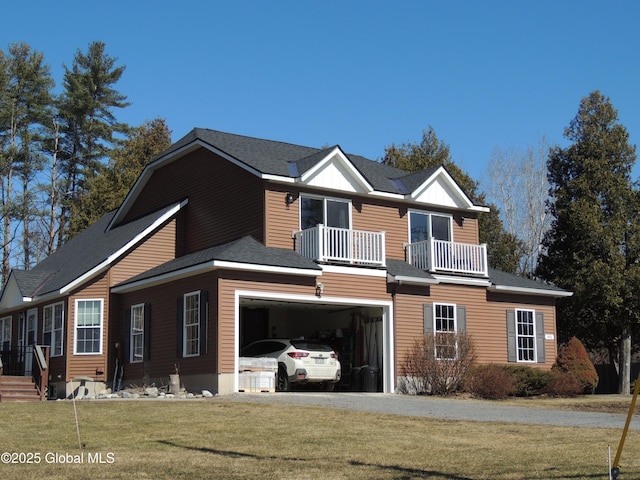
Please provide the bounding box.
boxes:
[3,1,640,190]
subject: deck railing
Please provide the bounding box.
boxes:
[294,224,386,267]
[406,238,488,276]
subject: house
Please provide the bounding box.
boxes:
[0,128,571,399]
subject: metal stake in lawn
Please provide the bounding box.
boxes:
[72,383,83,450]
[610,372,640,479]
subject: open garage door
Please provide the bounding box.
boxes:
[235,291,393,393]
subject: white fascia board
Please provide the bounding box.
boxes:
[386,274,439,285]
[431,274,492,287]
[112,261,321,294]
[488,285,574,298]
[321,264,387,277]
[212,261,320,277]
[62,201,186,295]
[300,147,374,193]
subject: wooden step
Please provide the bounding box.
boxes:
[0,376,41,402]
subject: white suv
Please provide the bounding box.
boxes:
[241,339,341,391]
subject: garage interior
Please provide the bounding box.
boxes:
[239,299,384,392]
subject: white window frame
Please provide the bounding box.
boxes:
[433,303,457,360]
[183,291,200,357]
[74,299,104,355]
[43,302,64,357]
[0,316,11,351]
[299,194,352,230]
[516,309,536,363]
[130,303,145,363]
[408,210,453,244]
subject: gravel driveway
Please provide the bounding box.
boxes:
[221,392,640,430]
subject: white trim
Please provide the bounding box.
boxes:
[299,147,374,193]
[182,291,201,358]
[73,298,104,355]
[43,301,64,357]
[515,308,537,363]
[386,274,439,285]
[321,264,387,277]
[62,201,187,294]
[234,289,395,394]
[111,260,320,294]
[130,303,145,363]
[408,209,454,243]
[488,284,573,297]
[431,274,492,287]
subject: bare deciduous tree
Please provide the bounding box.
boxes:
[486,137,550,278]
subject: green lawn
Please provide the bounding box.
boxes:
[0,397,637,479]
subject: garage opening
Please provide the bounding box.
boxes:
[237,295,391,393]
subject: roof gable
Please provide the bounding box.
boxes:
[298,146,373,193]
[399,166,488,212]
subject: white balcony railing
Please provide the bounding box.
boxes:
[294,224,386,267]
[406,238,488,276]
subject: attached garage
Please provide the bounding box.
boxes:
[235,290,394,393]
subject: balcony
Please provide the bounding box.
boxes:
[294,224,386,267]
[405,238,488,276]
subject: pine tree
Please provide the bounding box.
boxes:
[538,91,639,394]
[57,41,130,242]
[0,43,54,282]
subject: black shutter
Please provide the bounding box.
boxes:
[535,312,545,363]
[199,291,208,355]
[177,296,184,358]
[423,304,433,335]
[123,308,131,364]
[506,310,516,362]
[144,304,151,362]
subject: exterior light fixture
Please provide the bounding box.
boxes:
[285,192,297,205]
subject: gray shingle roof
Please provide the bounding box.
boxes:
[12,204,180,298]
[116,236,321,288]
[156,129,419,195]
[488,268,570,295]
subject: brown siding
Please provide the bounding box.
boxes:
[114,272,220,383]
[264,185,483,262]
[66,272,110,382]
[110,219,177,285]
[121,149,265,253]
[393,284,558,378]
[264,186,299,249]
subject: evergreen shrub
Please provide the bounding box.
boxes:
[504,365,552,396]
[466,364,515,400]
[551,336,598,394]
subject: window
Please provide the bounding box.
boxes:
[423,303,466,360]
[74,299,103,354]
[183,292,200,357]
[434,304,456,359]
[409,211,452,243]
[43,302,64,357]
[506,309,545,363]
[0,316,11,351]
[516,309,536,362]
[130,304,145,363]
[301,196,350,230]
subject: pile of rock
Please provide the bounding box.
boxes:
[71,386,215,400]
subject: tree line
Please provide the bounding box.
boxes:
[2,41,638,393]
[0,41,171,286]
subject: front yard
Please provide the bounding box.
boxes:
[0,396,637,479]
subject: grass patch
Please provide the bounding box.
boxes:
[0,397,637,479]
